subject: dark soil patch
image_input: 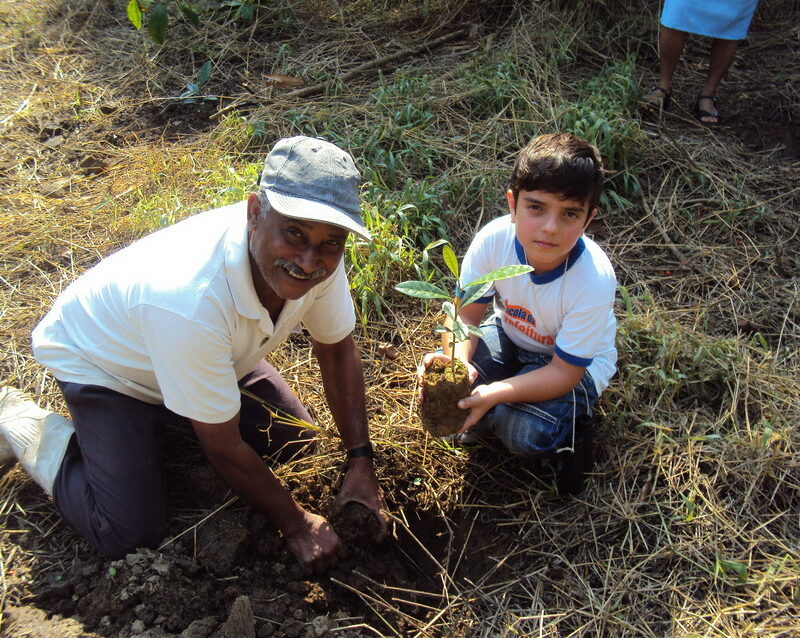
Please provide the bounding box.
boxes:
[135,99,221,139]
[331,501,384,549]
[4,430,525,637]
[419,358,471,437]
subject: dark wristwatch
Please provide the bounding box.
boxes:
[345,443,374,461]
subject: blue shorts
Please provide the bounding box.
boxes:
[470,319,598,455]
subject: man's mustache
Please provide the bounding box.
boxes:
[274,258,327,281]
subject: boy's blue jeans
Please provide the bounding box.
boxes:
[470,319,598,455]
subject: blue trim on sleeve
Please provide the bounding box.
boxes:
[513,237,586,285]
[555,344,593,367]
[474,295,493,304]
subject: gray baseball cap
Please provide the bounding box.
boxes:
[258,136,370,240]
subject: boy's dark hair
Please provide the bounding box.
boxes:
[509,133,605,211]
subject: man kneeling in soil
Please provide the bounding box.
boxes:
[0,136,385,572]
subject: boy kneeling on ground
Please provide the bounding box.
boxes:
[418,133,617,457]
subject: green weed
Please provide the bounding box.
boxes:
[558,59,643,203]
[127,0,268,44]
[613,304,747,417]
[715,555,749,584]
[346,200,433,325]
[200,162,261,209]
[458,55,533,120]
[179,60,215,103]
[363,178,451,248]
[112,157,258,236]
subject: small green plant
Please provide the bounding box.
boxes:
[179,60,214,102]
[395,240,532,368]
[126,0,257,44]
[558,58,643,204]
[715,555,749,584]
[127,0,170,44]
[345,201,433,326]
[362,178,451,249]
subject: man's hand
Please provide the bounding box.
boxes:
[416,352,479,403]
[283,511,343,574]
[313,335,387,539]
[191,416,343,573]
[333,457,388,540]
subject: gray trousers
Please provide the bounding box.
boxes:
[52,361,315,558]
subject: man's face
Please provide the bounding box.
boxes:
[247,194,348,304]
[508,188,596,274]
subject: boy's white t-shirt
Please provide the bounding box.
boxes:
[32,202,356,424]
[460,215,617,394]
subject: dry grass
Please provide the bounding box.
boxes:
[1,0,799,635]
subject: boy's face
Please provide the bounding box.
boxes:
[507,188,596,274]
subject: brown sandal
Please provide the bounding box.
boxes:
[639,85,672,112]
[694,95,721,124]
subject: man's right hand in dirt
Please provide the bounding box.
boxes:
[334,456,388,541]
[282,510,343,574]
[192,417,344,573]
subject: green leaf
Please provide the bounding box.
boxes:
[452,319,468,342]
[197,60,212,87]
[442,301,456,321]
[717,558,748,584]
[467,325,484,338]
[433,326,450,333]
[181,82,199,97]
[760,422,773,448]
[424,238,450,252]
[618,284,633,315]
[147,2,168,44]
[178,2,200,26]
[394,280,449,300]
[460,281,492,308]
[442,243,459,280]
[465,264,533,288]
[687,434,721,441]
[126,0,142,29]
[237,3,254,22]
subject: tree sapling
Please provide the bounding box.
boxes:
[395,240,532,436]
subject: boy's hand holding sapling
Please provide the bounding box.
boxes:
[396,240,532,436]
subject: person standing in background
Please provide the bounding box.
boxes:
[639,0,760,124]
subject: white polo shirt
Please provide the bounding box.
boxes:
[32,202,356,424]
[460,215,617,394]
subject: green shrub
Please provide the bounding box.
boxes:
[558,59,644,205]
[126,0,262,44]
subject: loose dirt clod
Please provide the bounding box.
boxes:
[419,358,471,437]
[194,509,250,576]
[221,595,255,638]
[331,501,383,548]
